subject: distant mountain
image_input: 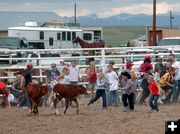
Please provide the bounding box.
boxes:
[66,13,180,26]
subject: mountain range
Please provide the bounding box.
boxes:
[65,13,180,26]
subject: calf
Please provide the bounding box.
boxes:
[27,83,48,115]
[53,84,87,115]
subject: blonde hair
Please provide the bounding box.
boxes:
[148,75,154,82]
[62,67,69,75]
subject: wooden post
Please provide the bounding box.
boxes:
[152,0,157,46]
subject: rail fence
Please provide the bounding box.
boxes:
[0,46,180,86]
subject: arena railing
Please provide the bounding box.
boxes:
[0,45,180,86]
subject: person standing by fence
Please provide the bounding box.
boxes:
[19,64,32,108]
[169,54,180,103]
[106,64,119,107]
[68,60,80,86]
[87,61,97,98]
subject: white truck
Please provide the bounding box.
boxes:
[8,24,103,49]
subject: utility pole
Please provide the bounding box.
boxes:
[74,2,77,23]
[170,11,175,28]
[152,0,157,46]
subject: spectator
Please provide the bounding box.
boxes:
[154,58,166,77]
[154,66,162,83]
[48,63,61,81]
[87,61,97,98]
[126,60,134,74]
[140,55,153,73]
[169,54,180,103]
[106,64,119,107]
[68,60,80,85]
[19,64,33,108]
[164,59,173,73]
[59,59,66,66]
[11,75,24,105]
[61,67,70,84]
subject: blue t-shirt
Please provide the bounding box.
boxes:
[49,69,60,80]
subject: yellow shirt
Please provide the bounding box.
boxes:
[159,73,171,87]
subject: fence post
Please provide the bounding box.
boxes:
[37,52,43,82]
[172,46,175,54]
[101,48,106,73]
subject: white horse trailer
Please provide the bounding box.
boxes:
[8,27,83,49]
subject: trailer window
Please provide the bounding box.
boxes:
[67,32,71,41]
[57,33,61,40]
[62,32,66,41]
[49,38,53,46]
[72,32,76,40]
[83,33,92,41]
[39,31,44,40]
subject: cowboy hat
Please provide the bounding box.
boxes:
[121,71,131,79]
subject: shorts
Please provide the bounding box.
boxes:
[88,82,96,89]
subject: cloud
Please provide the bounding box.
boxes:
[0,1,180,18]
[98,2,180,18]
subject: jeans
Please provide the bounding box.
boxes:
[172,80,180,103]
[108,90,119,107]
[122,92,135,110]
[19,95,30,107]
[149,95,159,111]
[89,89,106,108]
[70,81,79,86]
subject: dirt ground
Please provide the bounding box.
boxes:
[0,101,180,134]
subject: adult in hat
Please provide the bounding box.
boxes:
[126,60,134,73]
[140,55,153,73]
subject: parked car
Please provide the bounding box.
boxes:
[154,37,180,61]
[0,37,29,49]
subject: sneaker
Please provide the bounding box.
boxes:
[123,107,130,112]
[102,107,107,111]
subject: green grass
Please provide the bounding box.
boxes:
[103,26,146,47]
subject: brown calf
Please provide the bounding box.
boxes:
[27,83,48,115]
[53,84,87,115]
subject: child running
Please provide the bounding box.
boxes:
[88,71,108,110]
[119,71,135,112]
[148,75,160,112]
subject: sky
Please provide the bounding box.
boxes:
[0,0,180,18]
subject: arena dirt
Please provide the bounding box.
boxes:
[0,102,180,134]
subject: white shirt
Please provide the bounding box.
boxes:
[68,66,79,82]
[172,62,180,80]
[61,75,70,84]
[107,71,119,91]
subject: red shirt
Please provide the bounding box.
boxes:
[140,63,153,72]
[88,70,97,83]
[0,82,9,97]
[0,82,6,89]
[149,82,159,95]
